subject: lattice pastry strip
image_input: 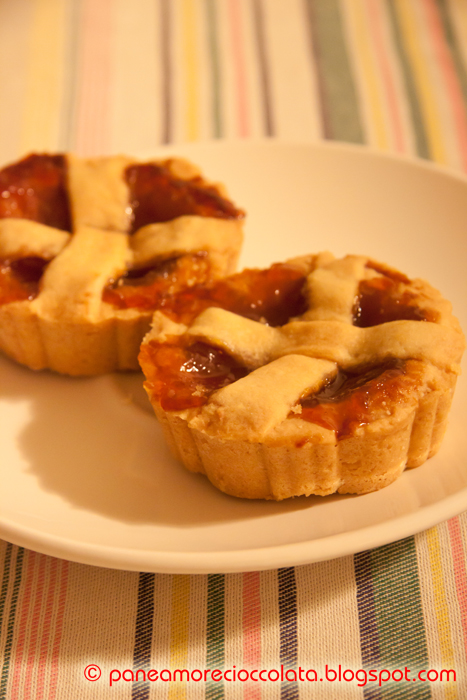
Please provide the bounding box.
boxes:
[0,153,244,375]
[191,355,337,440]
[0,219,70,260]
[184,308,461,372]
[139,252,465,500]
[302,254,369,323]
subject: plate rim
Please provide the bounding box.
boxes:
[1,488,466,574]
[139,135,467,186]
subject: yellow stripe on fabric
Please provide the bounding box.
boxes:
[20,0,68,153]
[169,575,190,700]
[343,0,389,150]
[187,576,208,683]
[181,0,200,141]
[426,527,458,700]
[447,0,467,71]
[393,0,446,164]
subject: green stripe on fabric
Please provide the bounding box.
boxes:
[278,568,299,700]
[0,547,24,700]
[132,572,155,700]
[304,0,364,143]
[369,538,431,699]
[355,550,381,670]
[206,0,222,138]
[385,0,430,159]
[436,0,467,107]
[206,574,224,700]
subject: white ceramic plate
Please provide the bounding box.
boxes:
[0,140,466,574]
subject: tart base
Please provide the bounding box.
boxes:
[0,153,244,375]
[139,252,465,500]
[149,373,457,500]
[0,301,152,375]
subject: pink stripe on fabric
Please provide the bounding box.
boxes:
[228,0,250,137]
[22,554,47,700]
[73,0,113,155]
[10,551,37,700]
[447,517,467,662]
[422,0,467,171]
[366,0,406,153]
[48,561,69,700]
[243,571,261,700]
[10,556,69,700]
[35,560,58,700]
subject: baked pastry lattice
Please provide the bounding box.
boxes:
[139,252,465,500]
[0,153,244,375]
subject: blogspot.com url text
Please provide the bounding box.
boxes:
[83,664,457,688]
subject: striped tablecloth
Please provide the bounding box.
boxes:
[0,1,466,698]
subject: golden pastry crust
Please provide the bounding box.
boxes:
[139,253,465,500]
[0,153,244,375]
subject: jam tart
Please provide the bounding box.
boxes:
[139,252,465,500]
[0,153,244,375]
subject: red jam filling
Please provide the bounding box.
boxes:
[295,360,419,438]
[0,256,49,304]
[0,154,71,231]
[353,276,436,327]
[139,338,248,411]
[125,160,245,233]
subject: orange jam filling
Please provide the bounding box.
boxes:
[0,256,49,305]
[102,252,212,311]
[139,264,309,409]
[353,276,436,327]
[295,360,421,438]
[148,263,309,326]
[125,160,245,233]
[109,260,307,318]
[0,154,71,231]
[139,338,248,411]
